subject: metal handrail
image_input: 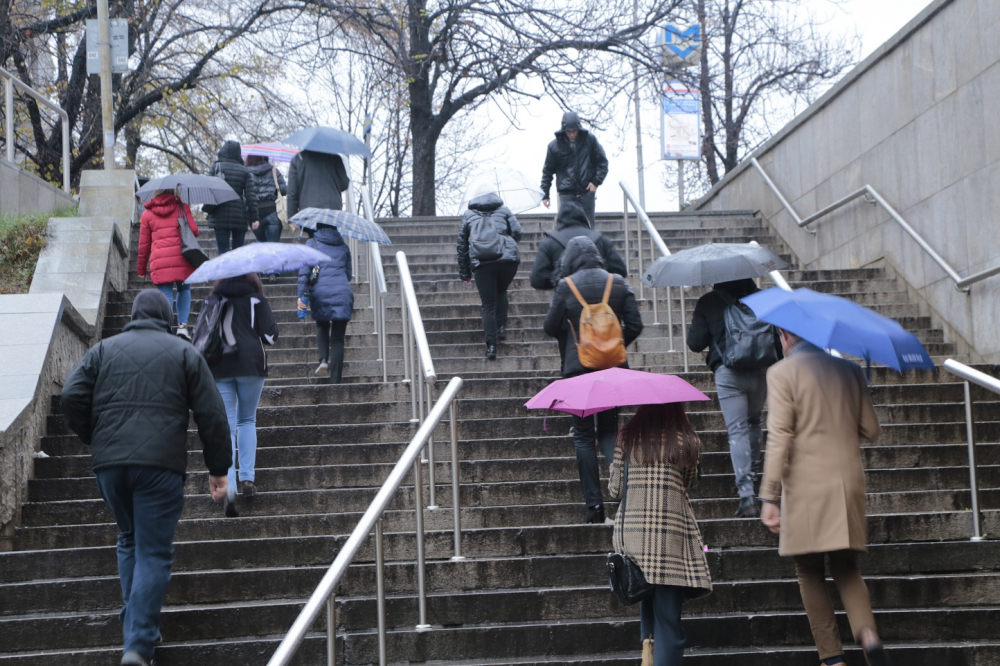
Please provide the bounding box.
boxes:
[0,66,71,193]
[267,376,465,666]
[620,180,689,372]
[750,158,1000,292]
[943,359,1000,541]
[360,186,389,383]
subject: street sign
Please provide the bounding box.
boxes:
[658,24,701,68]
[661,80,701,160]
[86,19,129,76]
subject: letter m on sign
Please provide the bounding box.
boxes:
[660,24,701,68]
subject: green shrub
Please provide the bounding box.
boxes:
[0,206,77,294]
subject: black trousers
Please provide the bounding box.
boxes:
[473,261,519,345]
[558,190,596,228]
[316,320,349,384]
[215,228,247,254]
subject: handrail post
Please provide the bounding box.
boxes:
[4,76,13,163]
[380,296,388,383]
[637,210,644,302]
[622,192,630,275]
[60,115,70,193]
[963,381,985,541]
[412,458,431,630]
[426,381,437,509]
[375,518,387,666]
[680,289,688,372]
[326,594,336,666]
[449,401,465,560]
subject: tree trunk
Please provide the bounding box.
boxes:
[410,115,439,216]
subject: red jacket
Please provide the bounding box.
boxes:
[138,193,199,285]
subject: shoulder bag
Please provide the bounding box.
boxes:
[178,204,209,268]
[606,462,654,605]
[273,167,290,230]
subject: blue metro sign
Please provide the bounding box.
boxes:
[661,24,701,67]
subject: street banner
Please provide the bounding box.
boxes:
[661,81,701,160]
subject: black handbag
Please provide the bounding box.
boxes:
[606,464,654,605]
[178,207,209,268]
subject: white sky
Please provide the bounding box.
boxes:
[467,0,929,215]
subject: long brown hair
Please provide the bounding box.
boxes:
[616,403,701,469]
[212,272,264,295]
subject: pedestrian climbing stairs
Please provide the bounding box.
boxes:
[1,209,999,665]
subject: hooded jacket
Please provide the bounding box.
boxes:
[205,140,258,230]
[298,226,354,322]
[543,237,644,378]
[206,277,279,379]
[137,193,198,285]
[246,163,288,219]
[456,193,524,279]
[540,112,609,199]
[687,278,782,372]
[59,290,233,476]
[529,200,626,290]
[287,150,350,217]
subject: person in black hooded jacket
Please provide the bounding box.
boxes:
[529,199,626,291]
[245,155,287,245]
[544,236,643,523]
[60,289,232,666]
[206,140,259,254]
[540,111,609,227]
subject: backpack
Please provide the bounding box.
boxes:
[191,295,237,364]
[564,274,627,371]
[469,212,504,261]
[714,290,779,370]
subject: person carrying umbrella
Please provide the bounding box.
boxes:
[297,224,354,383]
[205,140,259,254]
[287,150,350,217]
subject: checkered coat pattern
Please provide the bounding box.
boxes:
[609,446,712,597]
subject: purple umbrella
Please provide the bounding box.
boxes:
[525,368,710,417]
[185,242,329,283]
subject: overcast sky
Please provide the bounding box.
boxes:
[466,0,929,215]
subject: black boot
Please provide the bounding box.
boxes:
[497,326,507,341]
[585,504,606,524]
[485,344,497,360]
[734,496,759,518]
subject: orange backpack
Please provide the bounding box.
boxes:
[564,274,627,370]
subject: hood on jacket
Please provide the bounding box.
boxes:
[560,111,581,131]
[315,225,346,246]
[144,192,179,216]
[556,200,592,230]
[714,278,758,299]
[468,193,504,213]
[131,289,173,323]
[217,140,243,163]
[561,236,604,275]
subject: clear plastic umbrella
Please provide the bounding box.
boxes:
[459,168,544,215]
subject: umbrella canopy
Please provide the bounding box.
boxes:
[643,242,789,287]
[289,207,392,245]
[185,242,330,283]
[282,127,373,158]
[136,173,238,205]
[459,168,545,215]
[241,142,299,163]
[741,287,935,372]
[524,367,711,417]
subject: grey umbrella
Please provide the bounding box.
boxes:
[136,173,239,204]
[643,242,789,287]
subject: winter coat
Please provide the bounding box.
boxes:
[761,342,882,556]
[206,278,279,379]
[246,163,287,219]
[456,193,524,280]
[205,140,258,230]
[540,112,609,199]
[297,226,354,322]
[608,445,712,596]
[543,236,643,378]
[687,278,782,372]
[287,150,350,217]
[529,200,626,290]
[137,193,198,285]
[59,290,232,477]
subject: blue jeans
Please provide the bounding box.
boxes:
[639,585,687,665]
[252,212,283,243]
[156,282,191,328]
[215,375,266,491]
[95,466,185,660]
[570,408,618,507]
[714,366,768,499]
[215,227,247,254]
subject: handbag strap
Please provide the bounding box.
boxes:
[271,166,280,192]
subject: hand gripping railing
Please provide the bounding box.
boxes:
[360,186,389,383]
[750,158,1000,293]
[267,375,465,666]
[942,359,1000,541]
[0,67,71,194]
[620,180,690,372]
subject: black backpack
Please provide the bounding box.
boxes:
[469,212,505,261]
[714,290,779,370]
[192,295,237,364]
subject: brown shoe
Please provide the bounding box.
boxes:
[735,496,760,518]
[241,481,256,498]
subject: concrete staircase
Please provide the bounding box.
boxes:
[2,210,999,664]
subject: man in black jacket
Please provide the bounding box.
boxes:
[544,237,643,523]
[529,200,626,291]
[206,140,258,254]
[60,290,232,666]
[540,111,609,228]
[287,149,350,217]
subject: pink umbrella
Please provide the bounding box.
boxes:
[241,142,300,163]
[524,367,710,417]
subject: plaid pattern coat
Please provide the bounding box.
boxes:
[609,446,712,597]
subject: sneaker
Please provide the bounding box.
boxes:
[175,324,192,341]
[585,504,606,524]
[485,344,497,361]
[315,361,329,376]
[497,326,507,341]
[224,492,239,518]
[121,650,152,666]
[734,496,760,518]
[241,480,256,498]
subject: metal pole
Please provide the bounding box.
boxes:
[637,213,644,301]
[449,401,464,560]
[622,193,631,275]
[326,594,336,666]
[650,233,659,325]
[426,381,437,509]
[677,160,685,209]
[4,77,13,163]
[60,115,70,193]
[412,459,431,630]
[964,381,984,541]
[375,519,387,666]
[680,289,688,372]
[97,0,115,169]
[632,0,646,210]
[380,297,388,384]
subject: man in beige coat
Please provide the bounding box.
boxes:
[759,329,890,666]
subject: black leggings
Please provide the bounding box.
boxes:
[473,261,519,344]
[317,320,349,384]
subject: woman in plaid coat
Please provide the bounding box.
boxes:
[609,403,711,665]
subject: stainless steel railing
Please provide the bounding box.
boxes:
[750,157,1000,292]
[360,186,389,383]
[620,180,689,372]
[942,359,1000,541]
[0,66,71,194]
[267,375,465,666]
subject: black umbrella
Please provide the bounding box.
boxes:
[136,173,239,205]
[643,242,788,287]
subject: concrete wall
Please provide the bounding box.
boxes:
[0,157,76,217]
[694,0,1000,361]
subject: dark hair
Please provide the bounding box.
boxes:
[245,155,270,167]
[212,272,264,296]
[617,403,701,469]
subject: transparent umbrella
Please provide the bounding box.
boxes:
[459,168,544,215]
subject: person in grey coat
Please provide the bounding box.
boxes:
[287,150,350,217]
[205,140,258,254]
[457,193,523,359]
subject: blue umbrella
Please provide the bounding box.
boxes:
[282,127,373,158]
[185,242,330,283]
[741,287,935,372]
[290,207,392,245]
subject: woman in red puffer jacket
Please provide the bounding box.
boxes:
[137,191,199,340]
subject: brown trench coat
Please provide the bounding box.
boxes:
[760,343,882,556]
